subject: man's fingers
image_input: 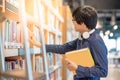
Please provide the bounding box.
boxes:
[65,58,72,65]
[65,58,71,63]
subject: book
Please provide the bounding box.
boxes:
[65,48,95,74]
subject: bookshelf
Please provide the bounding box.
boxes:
[0,0,64,80]
[33,0,64,80]
[62,5,76,80]
[0,0,47,80]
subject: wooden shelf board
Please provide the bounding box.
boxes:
[4,49,18,57]
[0,70,45,80]
[26,16,57,35]
[5,8,19,21]
[0,7,19,22]
[18,48,42,55]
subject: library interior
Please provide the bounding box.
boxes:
[0,0,120,80]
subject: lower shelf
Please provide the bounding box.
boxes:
[0,70,45,80]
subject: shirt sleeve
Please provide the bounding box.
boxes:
[45,39,78,54]
[75,38,108,78]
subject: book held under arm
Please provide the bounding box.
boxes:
[65,48,95,74]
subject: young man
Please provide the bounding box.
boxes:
[29,5,108,80]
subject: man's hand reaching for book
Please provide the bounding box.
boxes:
[28,30,42,48]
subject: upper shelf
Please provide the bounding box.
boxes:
[0,1,19,22]
[26,14,62,35]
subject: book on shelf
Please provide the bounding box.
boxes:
[55,68,62,80]
[35,56,44,73]
[33,26,41,53]
[48,33,55,44]
[65,48,95,74]
[46,52,54,71]
[50,72,55,80]
[4,19,23,48]
[5,58,25,71]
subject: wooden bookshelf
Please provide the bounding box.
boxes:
[0,1,19,22]
[0,0,47,80]
[4,49,18,57]
[25,0,64,79]
[61,5,75,80]
[0,70,45,80]
[0,0,64,80]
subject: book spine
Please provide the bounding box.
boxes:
[5,59,25,71]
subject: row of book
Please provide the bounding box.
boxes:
[5,59,25,71]
[35,56,44,73]
[55,34,62,80]
[4,20,42,49]
[5,56,46,73]
[3,19,61,49]
[55,68,62,80]
[55,33,62,67]
[47,52,54,72]
[4,19,23,49]
[47,33,56,73]
[33,26,41,53]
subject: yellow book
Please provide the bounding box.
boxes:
[65,48,95,74]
